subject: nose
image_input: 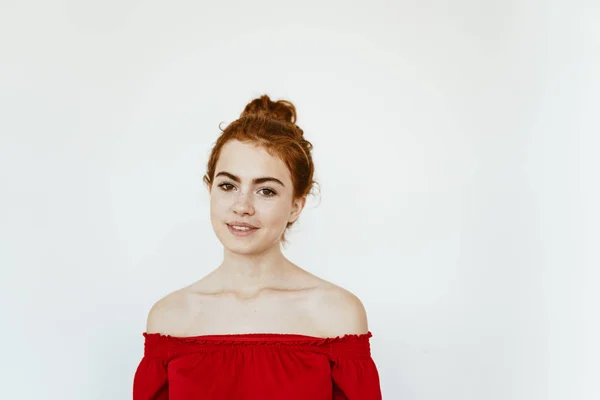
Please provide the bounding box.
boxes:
[232,192,255,215]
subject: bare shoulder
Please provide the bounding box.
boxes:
[145,289,190,335]
[311,282,369,337]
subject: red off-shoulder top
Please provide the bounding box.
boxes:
[133,331,382,399]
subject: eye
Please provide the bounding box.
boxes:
[259,188,277,197]
[217,182,277,197]
[217,183,235,191]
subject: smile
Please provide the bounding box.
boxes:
[227,224,259,236]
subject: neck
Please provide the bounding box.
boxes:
[214,244,296,295]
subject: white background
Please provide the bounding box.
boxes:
[1,1,598,399]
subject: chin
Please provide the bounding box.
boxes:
[218,227,282,254]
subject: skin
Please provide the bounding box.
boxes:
[146,140,369,338]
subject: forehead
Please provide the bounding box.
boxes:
[215,140,291,182]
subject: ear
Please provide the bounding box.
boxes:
[288,196,306,224]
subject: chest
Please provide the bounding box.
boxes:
[184,293,322,335]
[168,349,332,400]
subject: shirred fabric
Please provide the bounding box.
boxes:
[133,331,382,399]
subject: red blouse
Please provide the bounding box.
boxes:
[133,331,382,399]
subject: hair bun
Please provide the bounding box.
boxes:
[240,94,297,125]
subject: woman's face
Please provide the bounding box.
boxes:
[209,140,305,254]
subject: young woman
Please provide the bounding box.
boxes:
[133,95,382,399]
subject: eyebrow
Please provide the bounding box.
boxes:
[215,171,285,187]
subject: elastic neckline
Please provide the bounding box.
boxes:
[143,331,373,342]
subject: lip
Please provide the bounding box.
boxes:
[227,221,258,228]
[227,223,259,237]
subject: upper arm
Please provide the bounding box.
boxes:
[317,286,369,337]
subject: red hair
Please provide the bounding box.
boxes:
[203,95,319,244]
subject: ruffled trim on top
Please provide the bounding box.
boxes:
[143,331,372,345]
[142,331,373,361]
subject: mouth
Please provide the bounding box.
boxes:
[226,223,259,236]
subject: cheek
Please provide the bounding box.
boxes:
[209,192,290,224]
[259,202,291,224]
[209,195,228,222]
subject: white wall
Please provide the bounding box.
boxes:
[1,1,598,399]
